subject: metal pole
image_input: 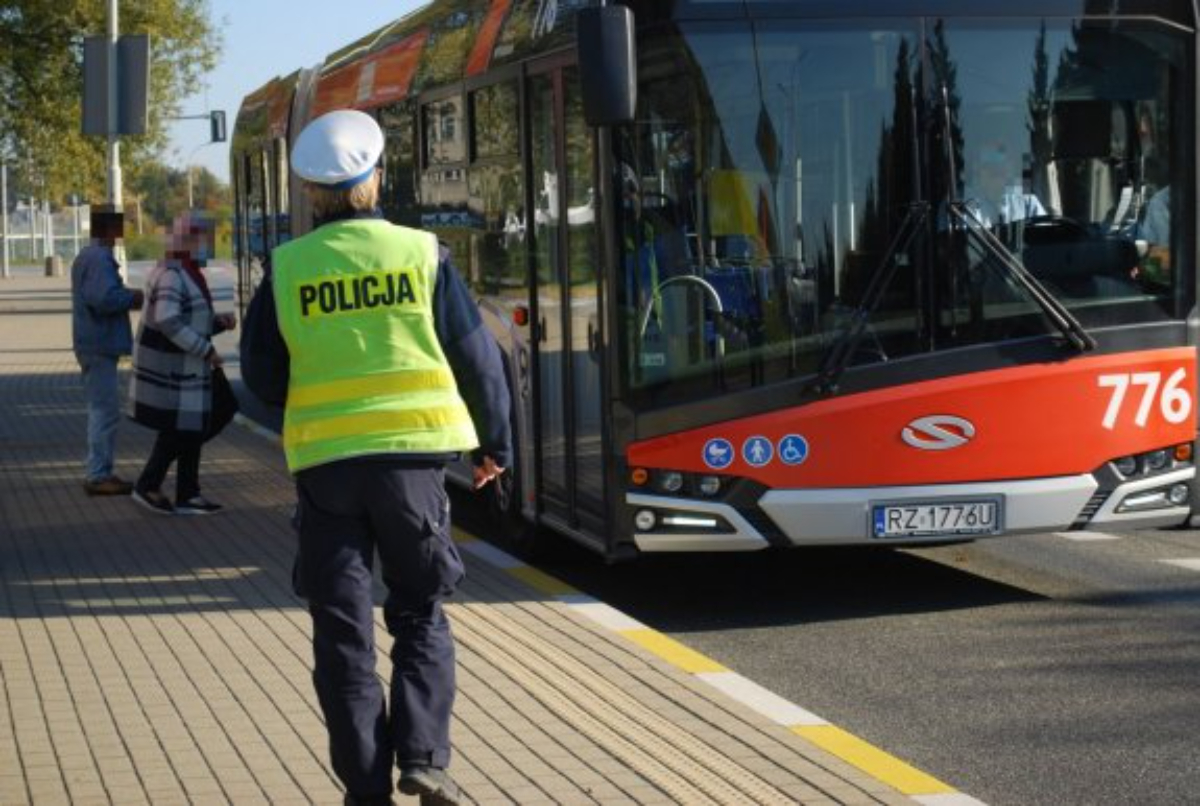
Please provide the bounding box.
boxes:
[106,0,122,210]
[1,162,9,279]
[43,199,52,256]
[43,197,59,277]
[107,0,128,275]
[29,195,38,260]
[185,140,211,211]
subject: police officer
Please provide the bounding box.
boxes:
[260,109,511,805]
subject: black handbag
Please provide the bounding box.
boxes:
[204,366,239,442]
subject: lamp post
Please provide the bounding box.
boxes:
[185,141,214,209]
[174,110,225,209]
[1,162,9,279]
[71,194,82,254]
[106,0,122,210]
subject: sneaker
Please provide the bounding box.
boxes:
[131,488,174,515]
[83,476,134,496]
[397,766,461,806]
[175,496,222,516]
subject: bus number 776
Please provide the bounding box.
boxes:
[1097,369,1192,430]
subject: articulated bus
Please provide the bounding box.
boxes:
[232,0,1198,561]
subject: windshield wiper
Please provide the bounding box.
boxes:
[812,200,1096,397]
[814,202,929,395]
[931,81,1094,353]
[815,81,1095,397]
[946,202,1097,352]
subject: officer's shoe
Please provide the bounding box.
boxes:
[397,766,462,806]
[343,795,394,806]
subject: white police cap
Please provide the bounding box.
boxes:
[291,109,384,189]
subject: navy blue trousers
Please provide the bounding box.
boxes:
[295,459,465,798]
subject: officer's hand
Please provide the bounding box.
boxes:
[472,456,505,489]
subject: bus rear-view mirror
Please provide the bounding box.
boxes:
[578,6,637,126]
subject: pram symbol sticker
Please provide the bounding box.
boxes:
[703,438,734,469]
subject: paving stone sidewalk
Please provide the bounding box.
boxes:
[0,274,918,805]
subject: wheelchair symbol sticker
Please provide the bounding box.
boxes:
[779,434,809,465]
[742,436,773,467]
[703,438,734,470]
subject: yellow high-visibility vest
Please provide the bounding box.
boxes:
[272,219,478,472]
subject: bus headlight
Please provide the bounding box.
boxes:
[1113,456,1138,476]
[1117,484,1191,512]
[658,471,684,493]
[1145,450,1170,472]
[698,476,722,496]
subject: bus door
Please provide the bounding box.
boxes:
[236,150,267,315]
[528,65,606,536]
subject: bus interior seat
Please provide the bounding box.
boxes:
[705,263,762,321]
[1024,101,1141,295]
[1046,99,1150,231]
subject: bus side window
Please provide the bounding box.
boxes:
[468,82,525,297]
[380,101,420,228]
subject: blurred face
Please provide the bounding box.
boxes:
[975,147,1014,197]
[188,228,215,263]
[92,214,123,243]
[170,220,215,263]
[977,163,1007,196]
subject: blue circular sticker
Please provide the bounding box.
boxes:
[742,436,774,467]
[778,434,809,465]
[702,438,734,470]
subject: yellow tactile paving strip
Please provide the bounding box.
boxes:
[456,534,973,804]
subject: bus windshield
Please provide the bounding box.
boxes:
[615,16,1191,402]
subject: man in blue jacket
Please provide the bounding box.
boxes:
[71,206,144,495]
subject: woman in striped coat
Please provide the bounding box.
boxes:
[129,211,236,515]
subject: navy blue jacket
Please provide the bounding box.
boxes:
[241,213,512,470]
[71,242,138,357]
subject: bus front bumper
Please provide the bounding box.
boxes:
[629,468,1193,551]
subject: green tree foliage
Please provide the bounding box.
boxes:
[129,159,228,224]
[126,158,231,259]
[0,0,221,207]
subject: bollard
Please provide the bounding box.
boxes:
[44,255,63,277]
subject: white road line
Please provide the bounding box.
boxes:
[1159,558,1200,572]
[915,794,991,806]
[456,537,524,569]
[560,595,648,631]
[232,413,281,444]
[1055,531,1122,541]
[696,670,827,726]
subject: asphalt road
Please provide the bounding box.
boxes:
[514,527,1200,806]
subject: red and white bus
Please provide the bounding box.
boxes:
[232,0,1197,560]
